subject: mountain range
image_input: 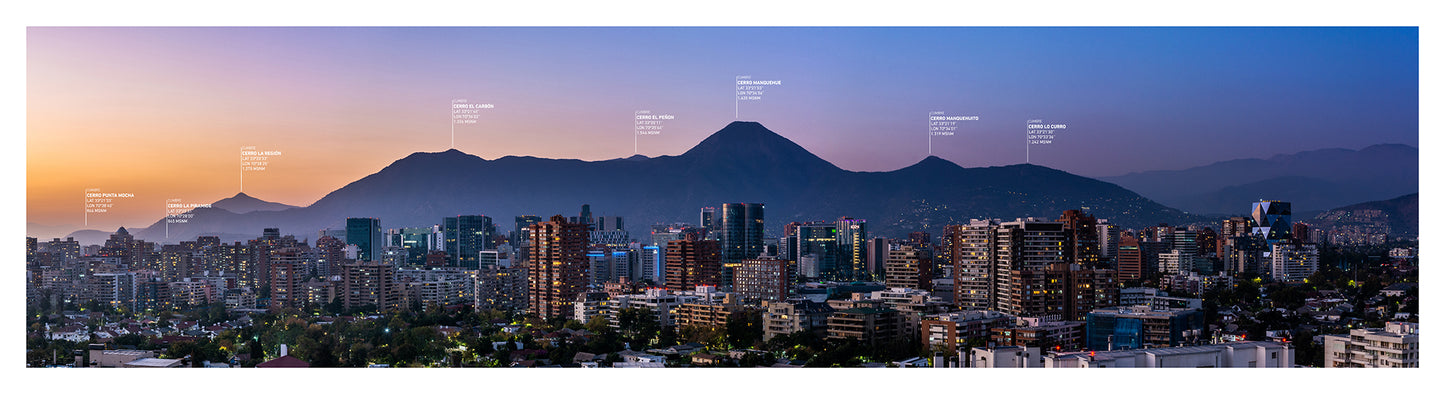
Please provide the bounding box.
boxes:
[72,122,1208,243]
[1098,144,1418,215]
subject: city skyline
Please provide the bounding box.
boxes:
[14,8,1430,389]
[26,27,1418,233]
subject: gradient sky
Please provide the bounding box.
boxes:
[26,27,1418,235]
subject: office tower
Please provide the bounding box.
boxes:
[395,227,434,266]
[591,215,624,232]
[638,244,662,283]
[571,204,594,228]
[445,215,495,269]
[586,248,619,287]
[268,248,306,311]
[1158,227,1198,275]
[884,245,932,290]
[1231,236,1269,276]
[1117,234,1145,281]
[589,228,631,248]
[1085,306,1206,350]
[720,203,764,290]
[513,215,543,247]
[866,237,889,281]
[1097,220,1120,265]
[946,220,997,311]
[794,222,838,279]
[736,257,790,304]
[1251,200,1293,241]
[664,232,721,291]
[836,217,868,281]
[650,224,695,248]
[1059,210,1101,268]
[341,261,400,312]
[527,215,590,319]
[700,207,716,233]
[345,218,383,262]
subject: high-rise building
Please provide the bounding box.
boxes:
[579,204,593,228]
[527,215,590,319]
[1163,227,1198,275]
[664,232,721,292]
[735,257,790,304]
[993,219,1067,317]
[1270,241,1319,283]
[476,264,528,312]
[26,237,37,264]
[1251,200,1293,241]
[836,217,868,281]
[268,248,306,311]
[885,245,932,290]
[445,215,495,269]
[1291,222,1312,243]
[587,248,624,287]
[1051,264,1119,321]
[794,222,838,279]
[396,227,436,266]
[699,207,717,236]
[345,218,383,262]
[340,261,400,312]
[865,237,889,280]
[637,244,662,283]
[314,235,347,278]
[946,220,996,311]
[1059,210,1101,268]
[47,237,82,263]
[720,203,764,289]
[1117,233,1145,281]
[1097,220,1120,266]
[512,215,542,248]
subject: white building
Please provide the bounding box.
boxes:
[1323,322,1419,368]
[1045,341,1292,368]
[970,346,1043,368]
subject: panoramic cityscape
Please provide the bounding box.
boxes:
[24,26,1419,370]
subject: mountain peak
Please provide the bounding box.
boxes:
[681,122,838,171]
[212,192,297,214]
[903,155,962,171]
